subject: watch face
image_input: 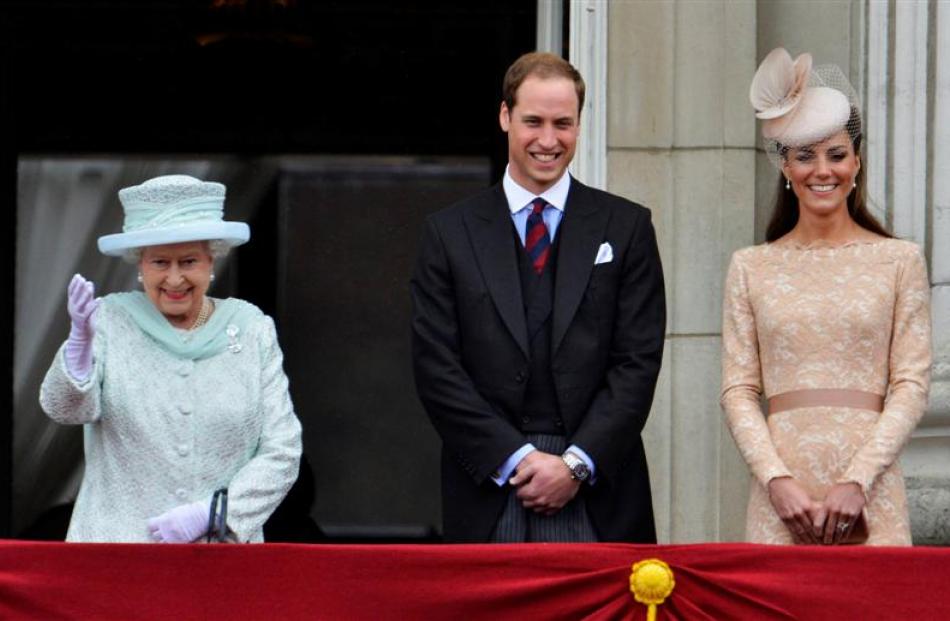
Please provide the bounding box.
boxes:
[563,453,590,481]
[573,463,590,481]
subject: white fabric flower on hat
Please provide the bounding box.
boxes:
[749,47,812,122]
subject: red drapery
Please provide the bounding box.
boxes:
[1,541,948,620]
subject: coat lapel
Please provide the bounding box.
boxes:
[464,185,529,357]
[552,180,608,355]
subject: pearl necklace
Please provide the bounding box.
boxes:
[189,297,213,331]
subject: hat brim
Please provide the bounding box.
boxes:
[97,222,250,256]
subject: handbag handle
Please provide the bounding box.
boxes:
[206,488,229,543]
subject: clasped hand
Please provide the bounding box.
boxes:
[767,477,865,545]
[509,450,580,516]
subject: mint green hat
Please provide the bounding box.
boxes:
[97,175,250,256]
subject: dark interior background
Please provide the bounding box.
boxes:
[0,0,544,540]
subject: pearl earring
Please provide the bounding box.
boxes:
[785,178,791,190]
[137,273,143,283]
[210,273,216,282]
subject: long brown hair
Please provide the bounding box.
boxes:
[765,111,893,242]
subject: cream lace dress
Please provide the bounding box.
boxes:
[721,238,931,545]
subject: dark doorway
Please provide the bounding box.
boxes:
[1,1,538,540]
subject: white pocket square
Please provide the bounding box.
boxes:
[594,242,613,265]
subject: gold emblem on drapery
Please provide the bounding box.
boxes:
[630,558,675,621]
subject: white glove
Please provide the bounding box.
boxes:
[147,502,208,543]
[64,274,99,381]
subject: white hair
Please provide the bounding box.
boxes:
[122,239,231,264]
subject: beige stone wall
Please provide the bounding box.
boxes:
[606,0,757,543]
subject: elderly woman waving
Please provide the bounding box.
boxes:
[40,175,302,543]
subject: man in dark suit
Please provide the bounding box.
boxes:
[411,52,665,543]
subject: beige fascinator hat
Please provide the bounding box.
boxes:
[750,48,861,167]
[98,175,250,256]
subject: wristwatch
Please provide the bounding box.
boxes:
[561,452,591,482]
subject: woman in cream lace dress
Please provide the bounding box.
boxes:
[721,49,931,546]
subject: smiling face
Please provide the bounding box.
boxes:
[139,241,214,328]
[499,75,580,195]
[783,130,861,218]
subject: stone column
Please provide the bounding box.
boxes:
[879,0,950,545]
[605,0,757,543]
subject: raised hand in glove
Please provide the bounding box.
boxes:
[65,274,99,381]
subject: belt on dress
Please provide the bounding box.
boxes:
[767,389,885,415]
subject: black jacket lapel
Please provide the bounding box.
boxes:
[552,180,609,355]
[464,185,529,357]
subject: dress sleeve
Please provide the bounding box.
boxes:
[720,251,793,487]
[224,315,303,542]
[841,247,932,496]
[39,332,105,425]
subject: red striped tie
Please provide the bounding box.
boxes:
[525,198,551,274]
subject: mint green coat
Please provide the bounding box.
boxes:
[40,297,302,542]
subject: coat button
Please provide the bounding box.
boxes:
[177,361,194,377]
[175,488,188,500]
[179,403,192,416]
[521,415,530,425]
[555,418,564,428]
[176,444,190,457]
[515,371,526,383]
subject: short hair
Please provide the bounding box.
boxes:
[122,239,231,264]
[502,52,585,115]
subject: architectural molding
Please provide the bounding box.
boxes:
[865,0,889,224]
[568,0,607,190]
[535,0,563,57]
[933,0,950,284]
[891,0,929,244]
